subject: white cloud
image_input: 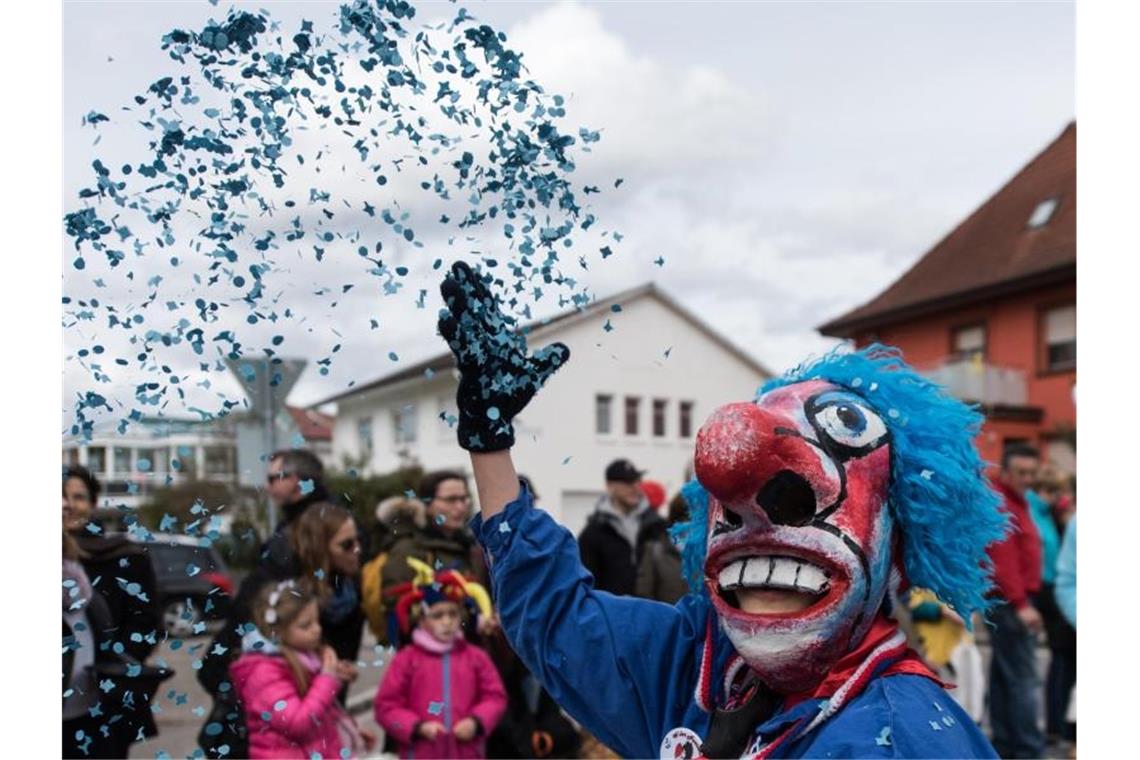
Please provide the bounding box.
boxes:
[506,1,771,178]
[61,0,1073,425]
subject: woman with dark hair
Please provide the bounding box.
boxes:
[290,502,367,698]
[63,465,165,758]
[377,470,491,647]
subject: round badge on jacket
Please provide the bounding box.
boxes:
[660,727,702,760]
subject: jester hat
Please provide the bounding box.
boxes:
[390,556,492,635]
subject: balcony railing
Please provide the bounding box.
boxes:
[96,471,240,498]
[923,359,1028,407]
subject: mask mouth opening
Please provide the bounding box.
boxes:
[715,554,834,616]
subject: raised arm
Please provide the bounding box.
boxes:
[436,263,711,758]
[470,450,521,522]
[437,260,569,519]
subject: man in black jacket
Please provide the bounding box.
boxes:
[196,448,333,757]
[577,459,667,596]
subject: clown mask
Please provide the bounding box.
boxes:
[695,380,895,693]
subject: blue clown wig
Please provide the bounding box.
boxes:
[672,343,1008,623]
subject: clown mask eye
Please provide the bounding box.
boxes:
[808,392,889,457]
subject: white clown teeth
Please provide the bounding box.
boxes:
[717,556,830,595]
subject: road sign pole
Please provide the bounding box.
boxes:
[264,359,277,534]
[225,357,307,538]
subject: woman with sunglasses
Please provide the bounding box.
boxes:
[291,502,368,702]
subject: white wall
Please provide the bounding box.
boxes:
[330,292,769,534]
[513,294,767,534]
[332,374,467,476]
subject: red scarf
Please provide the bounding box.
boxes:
[783,614,943,710]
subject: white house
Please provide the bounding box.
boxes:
[319,283,772,535]
[62,416,240,511]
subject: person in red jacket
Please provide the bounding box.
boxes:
[374,564,507,758]
[985,444,1045,758]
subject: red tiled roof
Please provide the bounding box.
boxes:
[819,122,1076,337]
[286,405,334,441]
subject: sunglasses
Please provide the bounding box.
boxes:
[266,470,295,483]
[434,495,471,505]
[337,537,361,552]
[425,607,461,620]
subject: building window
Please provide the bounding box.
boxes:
[87,446,107,474]
[136,447,166,474]
[1027,197,1059,229]
[393,405,418,444]
[172,446,198,478]
[624,397,641,436]
[595,395,613,435]
[1042,304,1076,372]
[951,324,986,361]
[204,446,235,477]
[357,417,374,456]
[113,447,132,476]
[63,448,79,467]
[653,399,668,438]
[679,401,695,439]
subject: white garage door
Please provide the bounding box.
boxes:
[559,490,604,537]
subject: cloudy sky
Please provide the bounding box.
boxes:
[63,0,1074,419]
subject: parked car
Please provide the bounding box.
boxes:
[139,534,235,637]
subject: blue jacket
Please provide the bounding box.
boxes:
[472,485,996,758]
[1026,491,1061,585]
[1055,517,1076,627]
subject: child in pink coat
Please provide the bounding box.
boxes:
[374,571,507,759]
[230,580,373,759]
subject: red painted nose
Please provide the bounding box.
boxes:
[695,401,836,525]
[695,403,791,504]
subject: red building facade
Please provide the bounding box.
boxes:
[819,124,1076,472]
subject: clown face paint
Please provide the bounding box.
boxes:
[694,380,894,693]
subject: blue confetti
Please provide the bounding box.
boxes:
[62,0,620,443]
[274,699,288,711]
[875,727,892,746]
[498,522,511,534]
[299,479,315,495]
[428,701,444,716]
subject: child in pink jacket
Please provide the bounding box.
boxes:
[230,580,372,759]
[374,570,507,759]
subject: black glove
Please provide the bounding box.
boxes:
[438,261,570,452]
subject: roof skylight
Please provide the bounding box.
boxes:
[1027,197,1059,229]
